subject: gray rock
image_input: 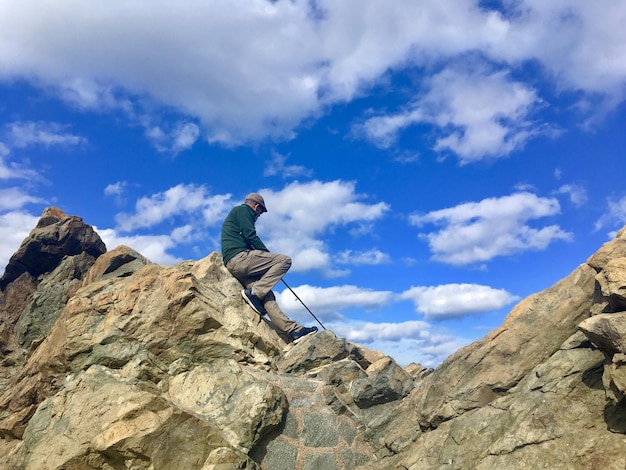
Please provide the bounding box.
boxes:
[301,413,339,447]
[15,252,96,349]
[263,438,298,470]
[349,357,414,409]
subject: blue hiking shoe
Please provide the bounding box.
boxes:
[290,326,318,343]
[241,288,266,315]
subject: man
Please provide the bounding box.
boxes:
[221,193,318,343]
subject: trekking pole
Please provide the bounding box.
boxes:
[281,279,326,330]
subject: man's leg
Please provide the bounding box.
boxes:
[261,291,300,334]
[227,250,291,299]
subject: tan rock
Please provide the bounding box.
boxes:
[587,227,626,271]
[4,211,626,470]
[579,312,626,355]
[596,257,626,311]
[412,263,596,430]
[167,359,287,453]
[21,365,234,470]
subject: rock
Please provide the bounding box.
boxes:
[278,330,351,374]
[596,257,626,311]
[0,207,106,290]
[410,263,596,431]
[603,353,626,409]
[15,252,97,350]
[4,211,626,469]
[0,272,37,354]
[81,244,151,286]
[579,311,626,410]
[404,362,433,381]
[349,357,414,409]
[167,359,287,453]
[390,339,623,470]
[587,226,626,272]
[579,312,626,356]
[20,365,243,470]
[0,207,105,359]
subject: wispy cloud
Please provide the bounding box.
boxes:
[264,151,313,179]
[114,183,232,232]
[595,194,626,236]
[359,67,543,163]
[6,121,86,148]
[336,249,390,265]
[554,183,588,207]
[145,121,200,154]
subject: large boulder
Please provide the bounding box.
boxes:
[405,262,596,434]
[0,207,106,291]
[368,227,626,468]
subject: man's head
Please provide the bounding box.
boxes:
[245,193,267,216]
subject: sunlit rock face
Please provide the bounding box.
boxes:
[2,208,626,469]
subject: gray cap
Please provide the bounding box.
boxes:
[245,193,267,212]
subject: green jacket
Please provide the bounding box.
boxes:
[221,204,269,265]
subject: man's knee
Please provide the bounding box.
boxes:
[278,254,292,270]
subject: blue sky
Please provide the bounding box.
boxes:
[1,0,626,367]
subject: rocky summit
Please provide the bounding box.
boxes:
[1,208,626,469]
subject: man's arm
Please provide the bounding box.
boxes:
[238,206,269,252]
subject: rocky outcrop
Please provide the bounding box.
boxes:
[369,227,626,469]
[2,208,626,469]
[0,207,106,357]
[0,207,105,291]
[0,208,412,469]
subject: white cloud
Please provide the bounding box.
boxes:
[400,283,520,320]
[595,194,626,235]
[96,227,181,265]
[336,249,390,265]
[104,181,126,197]
[108,180,388,276]
[554,183,588,207]
[0,158,40,181]
[359,67,543,163]
[330,320,470,367]
[411,192,572,265]
[332,319,431,343]
[276,284,394,321]
[146,121,200,154]
[0,146,41,181]
[0,188,45,211]
[1,1,624,150]
[490,2,626,99]
[259,180,389,275]
[263,151,313,179]
[0,142,8,159]
[115,184,232,232]
[7,121,86,148]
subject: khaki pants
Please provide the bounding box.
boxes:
[226,250,299,334]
